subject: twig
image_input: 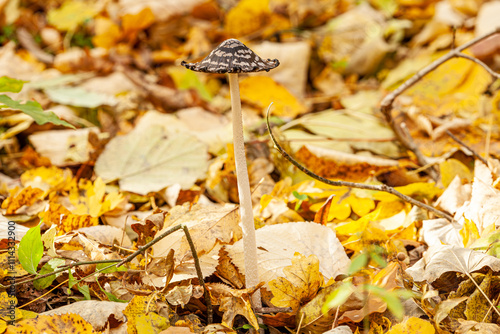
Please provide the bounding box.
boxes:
[0,259,121,290]
[266,105,453,222]
[446,130,488,165]
[380,28,500,177]
[115,223,213,323]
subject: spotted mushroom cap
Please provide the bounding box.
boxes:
[181,39,279,74]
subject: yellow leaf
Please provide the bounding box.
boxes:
[373,182,441,202]
[70,177,124,217]
[269,253,323,311]
[460,217,480,247]
[1,186,44,215]
[5,313,96,334]
[224,0,270,37]
[405,51,491,117]
[239,76,306,118]
[20,166,73,194]
[122,7,155,40]
[385,317,435,334]
[92,17,121,49]
[440,158,472,187]
[47,1,98,31]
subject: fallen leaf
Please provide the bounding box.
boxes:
[269,253,323,311]
[226,222,350,287]
[95,125,208,195]
[385,317,435,334]
[406,244,500,283]
[239,76,306,118]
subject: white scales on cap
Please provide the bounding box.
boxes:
[181,38,279,73]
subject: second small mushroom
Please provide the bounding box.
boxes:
[182,39,279,308]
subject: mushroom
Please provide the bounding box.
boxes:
[182,39,279,307]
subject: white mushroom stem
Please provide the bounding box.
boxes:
[228,73,262,308]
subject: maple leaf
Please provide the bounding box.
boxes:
[269,253,323,311]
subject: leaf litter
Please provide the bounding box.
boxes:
[1,0,500,333]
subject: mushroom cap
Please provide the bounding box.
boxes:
[181,39,279,74]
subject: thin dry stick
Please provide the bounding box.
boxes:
[115,224,213,323]
[446,130,488,165]
[0,259,121,290]
[266,106,453,221]
[380,27,500,177]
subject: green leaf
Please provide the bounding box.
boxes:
[79,285,91,300]
[96,278,128,303]
[34,265,56,290]
[322,282,354,313]
[292,191,308,201]
[0,94,75,129]
[18,225,43,275]
[348,253,368,275]
[0,76,27,93]
[33,258,65,290]
[364,284,404,320]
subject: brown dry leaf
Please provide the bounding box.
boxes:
[216,249,245,289]
[296,145,398,182]
[165,285,193,307]
[208,283,260,330]
[226,222,350,287]
[5,313,96,334]
[151,203,240,281]
[314,195,334,225]
[41,300,127,332]
[406,244,500,283]
[298,282,364,334]
[269,253,323,311]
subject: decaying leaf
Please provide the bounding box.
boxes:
[269,253,323,311]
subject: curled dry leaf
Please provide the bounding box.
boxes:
[406,244,500,283]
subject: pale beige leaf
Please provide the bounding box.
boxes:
[95,125,208,195]
[406,244,500,283]
[41,300,127,331]
[226,222,349,287]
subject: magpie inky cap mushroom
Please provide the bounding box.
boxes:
[182,39,279,308]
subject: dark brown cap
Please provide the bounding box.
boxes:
[181,39,279,74]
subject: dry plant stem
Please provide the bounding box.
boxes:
[0,259,121,291]
[115,223,213,323]
[266,107,454,222]
[380,28,500,176]
[446,130,488,165]
[228,73,262,309]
